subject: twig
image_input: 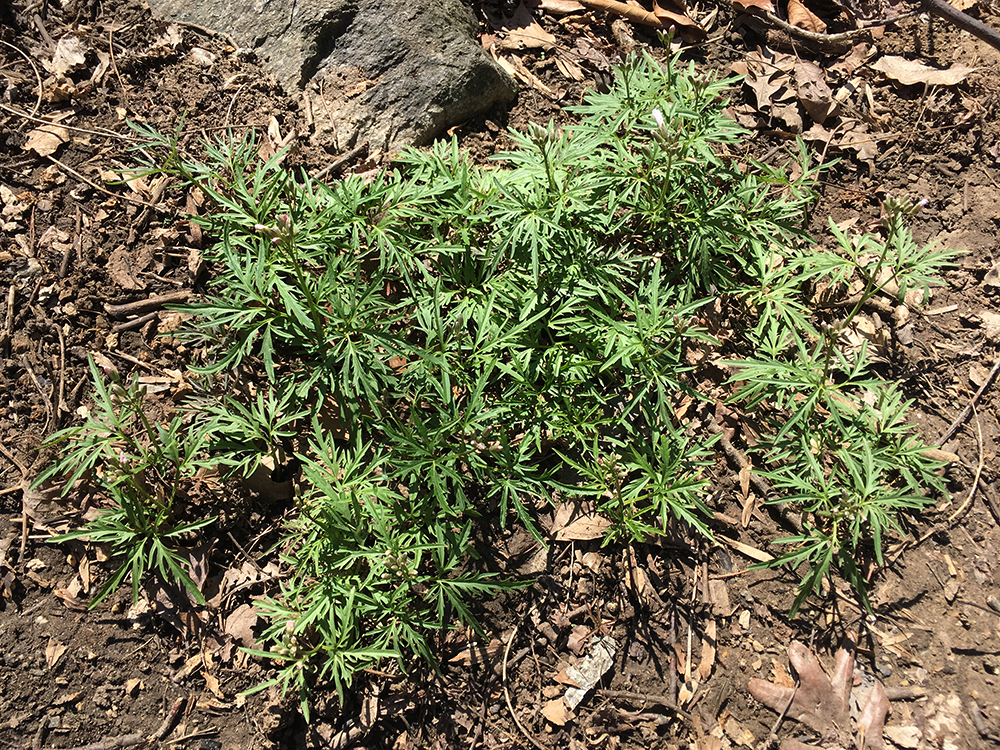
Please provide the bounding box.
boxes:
[44,155,162,210]
[596,690,692,721]
[921,0,1000,52]
[112,311,159,332]
[757,684,797,750]
[103,291,192,318]
[52,322,66,428]
[0,103,141,142]
[502,624,547,750]
[0,40,43,119]
[938,357,1000,445]
[170,19,239,50]
[108,27,129,112]
[60,206,80,278]
[153,696,187,741]
[313,142,369,180]
[759,8,871,47]
[21,354,53,433]
[54,736,144,750]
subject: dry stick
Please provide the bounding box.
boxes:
[170,19,239,50]
[103,290,192,318]
[757,683,798,750]
[112,311,159,332]
[938,357,1000,446]
[153,697,187,741]
[596,690,692,721]
[45,155,162,210]
[313,142,369,180]
[21,353,53,433]
[108,27,129,112]
[921,0,1000,52]
[0,443,30,561]
[0,40,43,119]
[0,102,142,141]
[502,624,547,750]
[54,735,144,750]
[52,322,66,426]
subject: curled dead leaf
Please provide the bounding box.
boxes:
[24,125,70,157]
[787,0,827,32]
[871,56,975,86]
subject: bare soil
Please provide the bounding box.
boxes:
[2,0,1000,748]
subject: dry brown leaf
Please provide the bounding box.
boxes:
[555,512,612,541]
[24,125,70,157]
[787,0,827,32]
[528,0,587,13]
[554,668,582,687]
[224,603,260,648]
[871,56,975,86]
[204,672,225,699]
[496,2,557,49]
[541,697,575,725]
[838,120,878,161]
[555,55,585,81]
[652,0,705,33]
[46,35,88,76]
[732,0,776,11]
[697,618,717,681]
[45,637,68,669]
[795,60,839,124]
[492,51,559,98]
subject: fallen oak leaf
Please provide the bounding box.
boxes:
[748,637,889,748]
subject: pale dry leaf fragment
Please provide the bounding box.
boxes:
[189,47,217,67]
[555,512,612,541]
[153,23,184,49]
[124,677,142,698]
[107,247,148,291]
[871,56,975,86]
[204,672,225,699]
[45,637,68,669]
[883,725,921,748]
[541,697,575,725]
[46,35,88,76]
[24,125,70,157]
[529,0,587,12]
[838,120,879,161]
[983,259,1000,287]
[496,1,557,49]
[564,635,617,709]
[697,618,717,681]
[787,0,827,33]
[979,310,1000,343]
[555,55,585,81]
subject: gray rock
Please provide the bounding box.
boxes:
[147,0,517,151]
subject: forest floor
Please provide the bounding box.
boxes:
[2,0,1000,747]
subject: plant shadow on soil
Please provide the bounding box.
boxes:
[2,0,1000,747]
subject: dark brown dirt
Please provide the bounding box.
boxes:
[2,0,1000,748]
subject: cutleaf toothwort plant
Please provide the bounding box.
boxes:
[38,49,954,716]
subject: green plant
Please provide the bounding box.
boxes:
[728,197,958,615]
[36,358,215,606]
[39,47,952,716]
